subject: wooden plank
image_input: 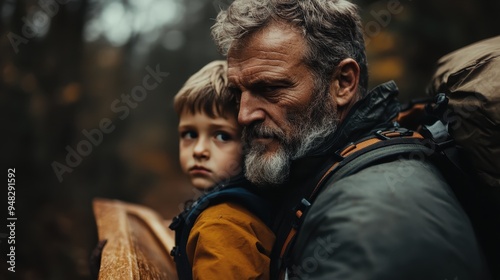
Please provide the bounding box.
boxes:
[93,198,178,279]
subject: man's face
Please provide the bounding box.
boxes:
[227,22,338,186]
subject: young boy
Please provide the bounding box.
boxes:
[171,60,275,279]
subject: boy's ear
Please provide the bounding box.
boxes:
[329,58,360,120]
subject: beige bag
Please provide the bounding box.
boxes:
[428,36,500,188]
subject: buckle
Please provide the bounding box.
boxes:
[374,128,414,140]
[374,130,390,140]
[291,198,311,228]
[170,246,179,257]
[169,215,182,230]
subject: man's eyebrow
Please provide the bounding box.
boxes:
[228,75,294,91]
[246,76,294,88]
[245,72,293,86]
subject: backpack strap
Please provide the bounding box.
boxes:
[169,180,271,280]
[275,128,440,279]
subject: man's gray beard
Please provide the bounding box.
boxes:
[243,92,338,187]
[243,141,290,187]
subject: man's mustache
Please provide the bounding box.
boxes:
[242,123,286,144]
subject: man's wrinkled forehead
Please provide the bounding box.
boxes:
[227,21,307,74]
[228,21,304,57]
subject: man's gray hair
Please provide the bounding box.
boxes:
[211,0,369,96]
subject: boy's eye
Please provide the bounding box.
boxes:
[215,132,232,142]
[181,131,197,139]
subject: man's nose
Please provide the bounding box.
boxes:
[238,91,265,126]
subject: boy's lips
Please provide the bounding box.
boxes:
[189,166,211,175]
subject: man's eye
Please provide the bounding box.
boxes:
[181,131,197,139]
[262,86,279,93]
[215,132,232,142]
[256,85,283,99]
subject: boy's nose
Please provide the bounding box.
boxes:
[193,138,209,159]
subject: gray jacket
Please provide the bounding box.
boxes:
[274,82,490,280]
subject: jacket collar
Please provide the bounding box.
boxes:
[285,80,401,188]
[307,80,401,157]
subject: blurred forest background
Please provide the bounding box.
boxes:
[0,0,499,279]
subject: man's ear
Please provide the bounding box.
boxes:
[330,58,360,108]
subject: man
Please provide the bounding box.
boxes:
[212,0,490,279]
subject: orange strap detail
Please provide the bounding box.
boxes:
[280,228,297,258]
[296,210,303,219]
[341,138,382,157]
[306,130,423,213]
[396,103,426,131]
[384,131,424,139]
[279,209,303,260]
[340,131,423,158]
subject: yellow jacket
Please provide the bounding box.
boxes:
[187,202,275,279]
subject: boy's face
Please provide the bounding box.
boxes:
[178,111,242,190]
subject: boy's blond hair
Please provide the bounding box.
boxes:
[174,60,237,118]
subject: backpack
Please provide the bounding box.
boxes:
[427,35,500,188]
[426,35,500,279]
[169,175,272,280]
